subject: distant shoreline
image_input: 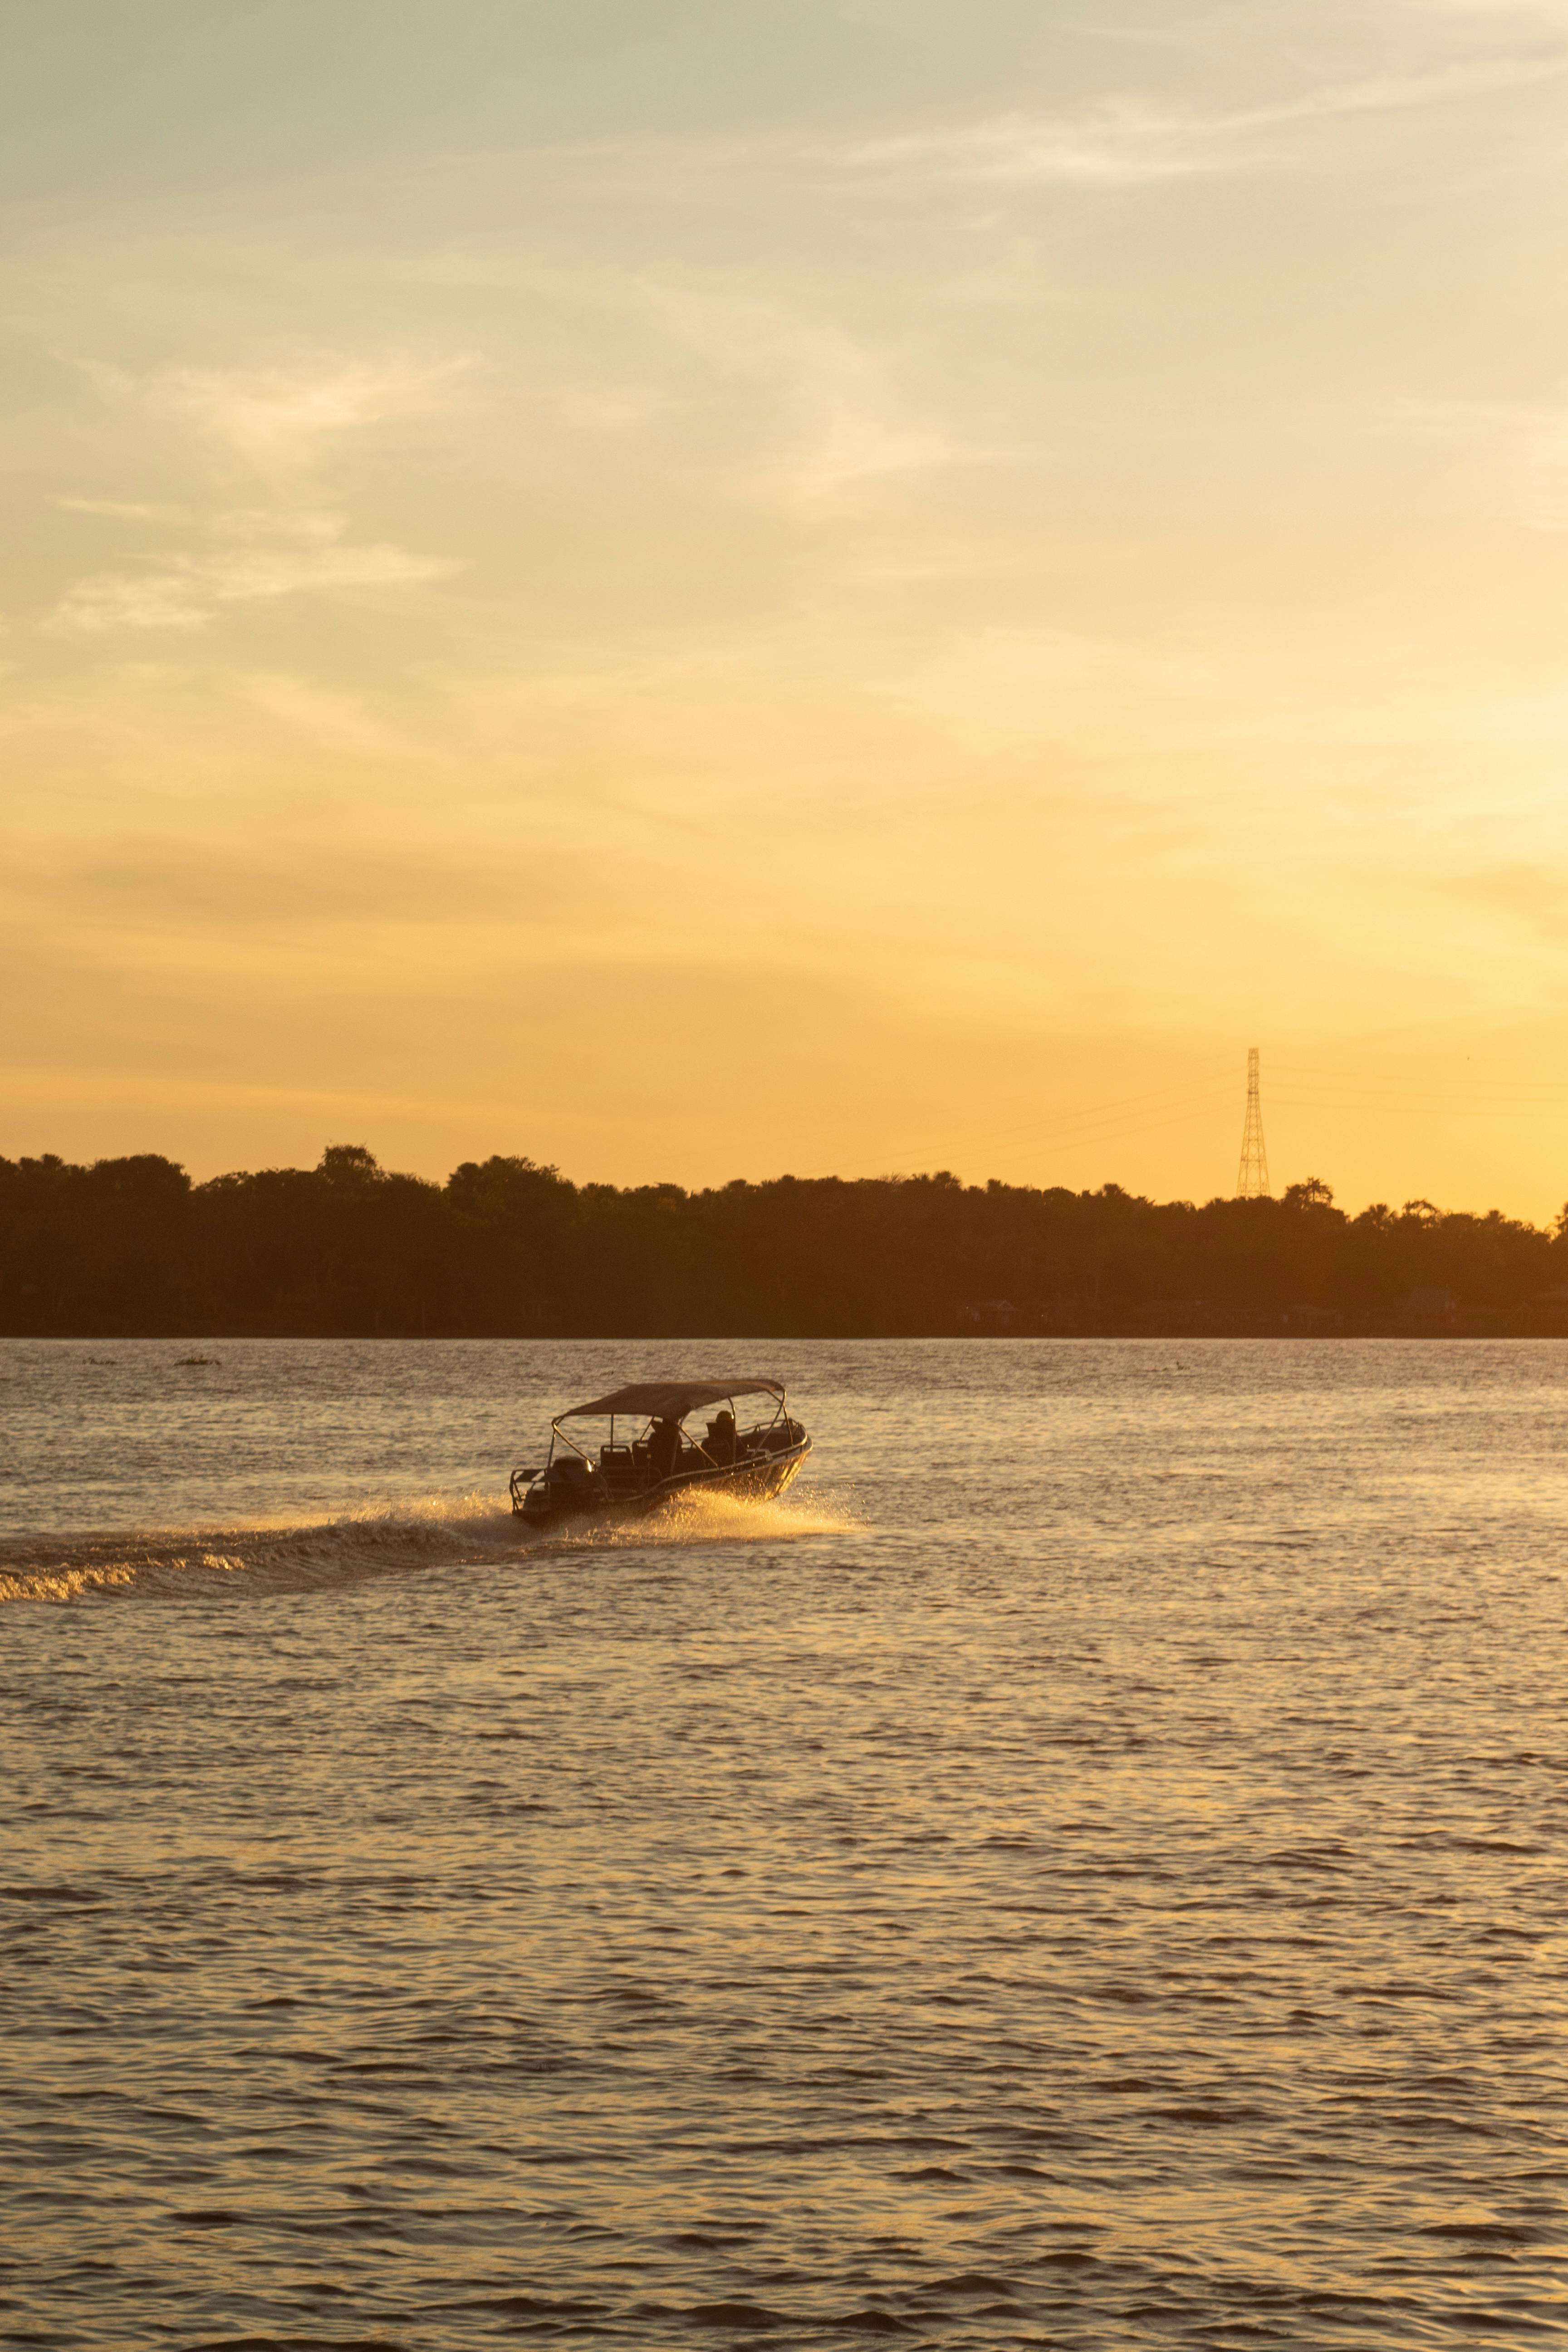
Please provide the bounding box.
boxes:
[6,1146,1567,1342]
[6,1327,1563,1342]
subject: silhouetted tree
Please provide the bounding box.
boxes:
[1,1147,1564,1336]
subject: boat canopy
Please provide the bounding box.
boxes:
[559,1378,785,1422]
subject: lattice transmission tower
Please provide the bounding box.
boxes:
[1235,1046,1271,1198]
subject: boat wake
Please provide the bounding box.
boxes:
[0,1484,855,1605]
[539,1483,853,1553]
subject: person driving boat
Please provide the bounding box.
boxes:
[648,1416,684,1479]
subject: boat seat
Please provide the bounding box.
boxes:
[601,1445,638,1487]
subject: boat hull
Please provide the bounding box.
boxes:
[516,1437,811,1534]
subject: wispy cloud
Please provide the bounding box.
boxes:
[850,50,1568,186]
[47,510,459,633]
[1520,408,1568,529]
[81,356,473,471]
[642,284,953,515]
[59,496,186,523]
[49,573,208,632]
[1373,390,1568,533]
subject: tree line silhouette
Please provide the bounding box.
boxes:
[3,1144,1568,1338]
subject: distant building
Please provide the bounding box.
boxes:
[1282,1303,1344,1334]
[957,1299,1017,1333]
[1405,1287,1457,1326]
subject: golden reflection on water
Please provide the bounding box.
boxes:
[2,1338,1566,2346]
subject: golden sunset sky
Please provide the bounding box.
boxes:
[5,1,1568,1213]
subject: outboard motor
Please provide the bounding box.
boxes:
[546,1454,599,1507]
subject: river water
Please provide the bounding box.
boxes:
[3,1338,1566,2349]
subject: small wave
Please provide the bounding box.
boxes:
[0,1484,854,1604]
[0,1489,518,1606]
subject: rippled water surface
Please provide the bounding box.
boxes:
[4,1338,1567,2349]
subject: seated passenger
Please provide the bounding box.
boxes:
[703,1409,736,1465]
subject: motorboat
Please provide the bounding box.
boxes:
[510,1377,810,1532]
